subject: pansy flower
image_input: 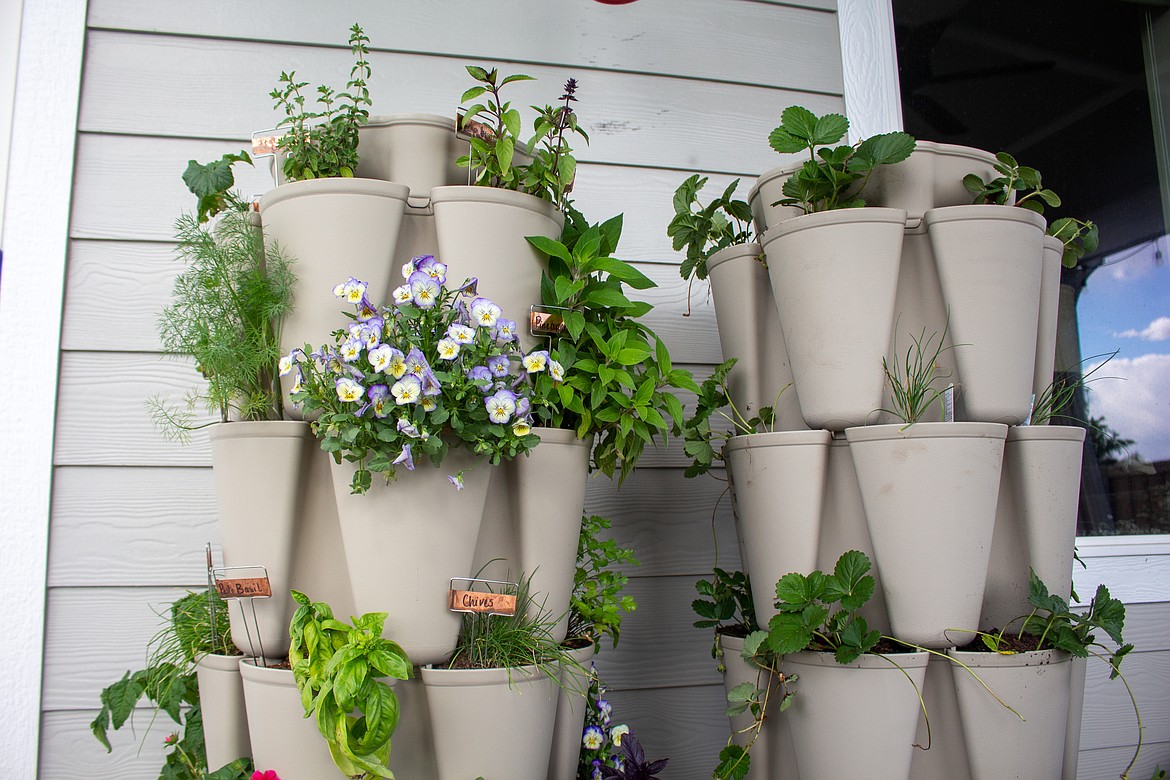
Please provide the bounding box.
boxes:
[457,276,478,295]
[332,277,367,304]
[335,377,364,403]
[409,271,440,309]
[485,388,517,424]
[512,418,531,436]
[515,396,531,419]
[610,725,630,746]
[523,350,549,373]
[392,444,414,471]
[419,369,442,397]
[397,418,421,438]
[386,349,408,379]
[368,344,401,374]
[447,472,465,490]
[401,258,416,278]
[356,296,378,321]
[391,375,422,405]
[582,725,604,750]
[437,338,460,360]
[368,385,390,419]
[447,323,475,345]
[493,318,517,342]
[278,349,302,377]
[549,359,565,382]
[420,396,437,412]
[405,348,430,378]
[392,284,414,305]
[467,365,492,390]
[470,297,502,328]
[340,337,365,363]
[486,354,510,378]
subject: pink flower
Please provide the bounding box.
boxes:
[252,771,281,780]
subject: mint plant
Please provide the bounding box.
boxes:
[769,105,915,213]
[271,23,371,181]
[288,591,412,779]
[667,175,754,315]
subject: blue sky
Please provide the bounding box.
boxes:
[1077,235,1170,462]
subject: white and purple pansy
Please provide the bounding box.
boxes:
[391,375,422,405]
[405,348,431,377]
[485,388,517,424]
[470,297,502,328]
[332,276,368,304]
[486,354,510,378]
[335,376,364,403]
[437,338,460,360]
[409,271,441,309]
[493,318,517,342]
[447,472,465,490]
[549,359,565,382]
[392,443,415,471]
[522,350,549,373]
[340,337,365,363]
[392,284,414,305]
[466,365,492,389]
[447,323,475,345]
[367,344,399,374]
[368,384,390,418]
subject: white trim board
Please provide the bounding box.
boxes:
[0,0,23,237]
[836,0,903,138]
[0,0,87,776]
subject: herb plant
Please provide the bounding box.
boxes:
[270,24,371,181]
[150,163,295,440]
[524,213,698,482]
[568,514,639,649]
[92,590,249,780]
[599,733,669,780]
[682,357,778,479]
[182,150,253,224]
[289,258,538,493]
[666,175,754,315]
[288,591,412,779]
[881,322,954,425]
[458,67,587,208]
[693,567,757,641]
[769,105,915,213]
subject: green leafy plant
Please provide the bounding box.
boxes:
[288,591,412,779]
[769,105,915,213]
[1048,216,1100,268]
[568,514,639,650]
[712,631,795,780]
[182,150,253,224]
[149,163,295,441]
[963,151,1061,214]
[92,590,248,780]
[692,567,757,639]
[270,23,371,181]
[1029,349,1117,426]
[578,666,632,780]
[524,212,698,482]
[600,733,669,780]
[457,67,586,209]
[881,322,955,426]
[682,357,779,479]
[667,175,754,314]
[289,259,538,494]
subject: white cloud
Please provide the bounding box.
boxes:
[1115,316,1170,341]
[1086,353,1170,462]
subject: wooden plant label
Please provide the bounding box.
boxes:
[456,112,496,143]
[448,589,517,617]
[251,128,285,158]
[215,576,272,599]
[529,305,568,337]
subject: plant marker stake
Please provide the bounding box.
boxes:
[448,577,519,617]
[943,384,956,422]
[213,564,273,663]
[205,543,218,651]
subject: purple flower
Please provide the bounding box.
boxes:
[405,348,431,377]
[368,384,390,419]
[447,473,465,490]
[397,418,421,438]
[457,277,478,295]
[391,375,422,405]
[466,365,492,387]
[356,296,378,321]
[487,354,510,378]
[493,318,517,342]
[392,444,415,471]
[486,388,517,424]
[470,297,502,328]
[515,396,531,419]
[420,368,442,397]
[409,271,440,309]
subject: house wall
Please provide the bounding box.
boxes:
[16,1,1170,778]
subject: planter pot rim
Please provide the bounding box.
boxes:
[784,649,930,670]
[706,241,763,272]
[1007,424,1087,444]
[946,647,1071,668]
[260,177,411,210]
[239,658,295,686]
[364,113,453,129]
[196,652,245,671]
[429,185,565,225]
[530,426,591,448]
[923,203,1046,230]
[748,157,805,200]
[207,419,313,443]
[725,429,832,453]
[419,663,547,687]
[1043,234,1065,250]
[844,421,1008,444]
[762,207,908,246]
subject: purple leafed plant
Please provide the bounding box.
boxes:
[600,734,669,780]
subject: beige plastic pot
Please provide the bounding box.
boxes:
[209,421,312,658]
[260,178,411,413]
[725,430,831,625]
[864,142,1001,223]
[981,425,1085,631]
[747,157,805,234]
[195,654,250,770]
[1033,235,1065,400]
[421,664,559,780]
[784,650,930,780]
[239,660,337,780]
[925,204,1045,425]
[387,673,440,779]
[355,114,463,199]
[762,208,907,430]
[330,451,491,666]
[908,655,974,780]
[473,427,591,642]
[430,185,564,353]
[706,242,806,430]
[718,633,799,780]
[948,647,1073,780]
[845,422,1007,648]
[547,641,597,780]
[818,435,891,633]
[287,447,355,621]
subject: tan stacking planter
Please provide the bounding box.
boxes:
[845,422,1007,648]
[473,427,591,642]
[925,205,1045,425]
[421,664,559,780]
[864,142,1001,223]
[706,242,806,430]
[762,209,906,430]
[1034,235,1066,400]
[239,660,338,780]
[725,430,831,625]
[430,186,564,352]
[209,421,312,658]
[356,114,464,199]
[948,648,1073,780]
[981,425,1086,630]
[747,158,805,233]
[195,654,250,771]
[784,650,930,780]
[330,451,491,666]
[718,634,799,780]
[547,642,597,780]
